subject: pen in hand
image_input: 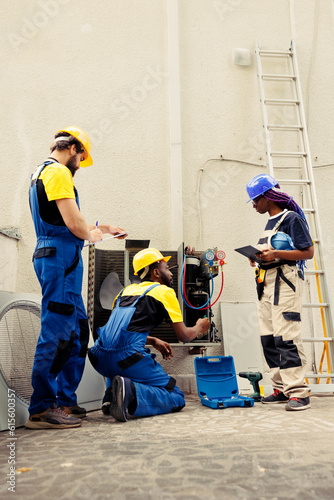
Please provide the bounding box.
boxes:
[95,221,102,241]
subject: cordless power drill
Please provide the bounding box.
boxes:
[238,372,263,402]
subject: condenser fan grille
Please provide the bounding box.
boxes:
[0,301,41,404]
[91,249,179,343]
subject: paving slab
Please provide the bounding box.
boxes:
[1,394,334,500]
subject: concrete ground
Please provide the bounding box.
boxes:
[1,394,334,500]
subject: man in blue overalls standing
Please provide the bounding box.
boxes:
[26,126,126,429]
[89,248,210,422]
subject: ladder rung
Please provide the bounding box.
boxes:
[273,166,307,170]
[262,74,296,80]
[304,270,325,275]
[267,124,303,131]
[302,208,315,213]
[276,179,311,185]
[271,151,306,157]
[302,303,329,308]
[303,338,334,342]
[259,50,292,57]
[306,373,334,378]
[264,98,299,105]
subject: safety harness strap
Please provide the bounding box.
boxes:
[274,267,295,306]
[260,259,294,270]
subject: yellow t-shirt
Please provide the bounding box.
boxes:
[32,163,75,201]
[31,161,76,226]
[112,282,183,332]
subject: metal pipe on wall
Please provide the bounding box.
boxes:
[167,0,184,249]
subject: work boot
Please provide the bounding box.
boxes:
[285,396,311,411]
[101,386,112,415]
[110,376,135,422]
[262,389,289,404]
[25,406,82,429]
[59,404,87,419]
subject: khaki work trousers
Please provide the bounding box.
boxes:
[258,264,309,398]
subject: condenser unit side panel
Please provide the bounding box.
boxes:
[76,351,105,411]
[220,301,264,392]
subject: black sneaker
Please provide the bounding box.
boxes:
[285,396,310,411]
[110,376,134,422]
[101,387,112,415]
[262,389,289,404]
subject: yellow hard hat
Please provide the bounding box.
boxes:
[133,248,171,276]
[56,126,93,167]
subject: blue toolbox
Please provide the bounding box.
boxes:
[194,356,254,409]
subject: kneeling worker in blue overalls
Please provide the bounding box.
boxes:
[88,248,210,422]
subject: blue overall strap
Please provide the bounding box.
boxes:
[132,283,161,305]
[113,283,160,309]
[30,160,55,184]
[114,288,126,307]
[29,159,83,243]
[96,284,161,348]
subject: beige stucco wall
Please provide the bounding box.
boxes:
[1,0,334,379]
[0,232,20,291]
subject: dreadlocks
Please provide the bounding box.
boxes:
[263,184,310,273]
[262,185,307,222]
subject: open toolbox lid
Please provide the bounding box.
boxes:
[194,356,239,399]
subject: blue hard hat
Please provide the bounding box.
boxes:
[271,232,295,251]
[246,173,278,203]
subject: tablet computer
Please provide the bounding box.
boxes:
[234,245,262,264]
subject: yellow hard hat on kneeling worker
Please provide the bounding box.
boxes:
[133,248,171,276]
[56,126,93,168]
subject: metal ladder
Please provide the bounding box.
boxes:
[255,39,334,391]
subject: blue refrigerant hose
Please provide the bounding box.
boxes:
[180,254,214,310]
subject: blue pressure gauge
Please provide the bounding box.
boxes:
[204,250,215,262]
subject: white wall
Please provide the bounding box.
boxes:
[1,0,334,379]
[0,233,20,291]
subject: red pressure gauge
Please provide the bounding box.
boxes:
[215,250,226,261]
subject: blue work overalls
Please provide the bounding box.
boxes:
[29,161,89,415]
[89,284,185,418]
